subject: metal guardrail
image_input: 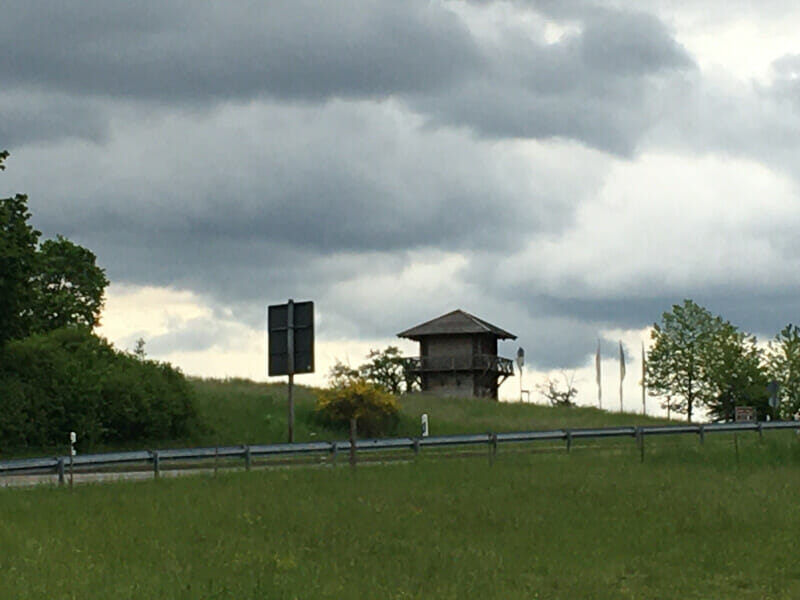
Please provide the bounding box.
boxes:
[2,420,799,481]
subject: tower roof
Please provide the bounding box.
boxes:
[397,309,516,340]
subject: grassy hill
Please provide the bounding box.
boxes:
[186,377,672,446]
[2,377,672,459]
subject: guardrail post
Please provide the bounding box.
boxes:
[153,450,160,479]
[244,445,251,471]
[413,438,420,457]
[57,457,65,486]
[757,422,763,443]
[699,425,705,446]
[349,418,357,468]
[636,427,644,463]
[490,433,498,465]
[566,430,572,453]
[330,442,338,466]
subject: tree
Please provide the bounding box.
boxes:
[30,235,109,333]
[0,150,8,170]
[766,324,800,418]
[0,192,40,344]
[647,299,770,422]
[537,372,578,407]
[133,337,147,361]
[646,299,723,422]
[1,152,107,342]
[702,321,768,422]
[359,346,407,394]
[327,359,360,389]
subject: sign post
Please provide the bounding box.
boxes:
[516,347,525,403]
[268,299,314,443]
[69,431,76,488]
[767,380,780,419]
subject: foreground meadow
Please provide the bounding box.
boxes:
[2,433,799,599]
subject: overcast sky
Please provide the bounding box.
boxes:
[3,1,800,411]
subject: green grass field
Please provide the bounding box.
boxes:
[2,432,800,599]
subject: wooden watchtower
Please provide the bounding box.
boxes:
[398,309,516,399]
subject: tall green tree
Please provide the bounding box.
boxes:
[1,152,41,344]
[0,152,108,341]
[0,194,40,343]
[646,300,721,422]
[766,324,800,418]
[702,322,768,422]
[30,235,109,333]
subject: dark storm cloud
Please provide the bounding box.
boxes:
[0,1,479,102]
[0,93,110,147]
[3,99,574,334]
[7,0,782,377]
[412,8,692,155]
[14,100,559,254]
[1,1,693,155]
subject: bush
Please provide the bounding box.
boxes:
[0,327,197,451]
[314,378,399,438]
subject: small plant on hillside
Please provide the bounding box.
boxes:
[314,377,399,438]
[537,372,578,407]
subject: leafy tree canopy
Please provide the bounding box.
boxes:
[702,321,768,422]
[30,235,109,333]
[646,299,721,422]
[766,324,800,418]
[359,346,407,394]
[647,299,770,422]
[0,193,40,344]
[0,152,108,343]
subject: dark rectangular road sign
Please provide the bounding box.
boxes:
[268,300,314,376]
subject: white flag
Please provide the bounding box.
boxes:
[596,340,602,409]
[596,340,602,385]
[619,341,626,382]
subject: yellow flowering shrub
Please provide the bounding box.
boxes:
[314,378,399,437]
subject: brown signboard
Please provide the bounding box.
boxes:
[734,406,756,422]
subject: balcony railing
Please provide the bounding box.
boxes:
[403,354,514,376]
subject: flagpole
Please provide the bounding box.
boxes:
[596,340,602,410]
[619,341,625,413]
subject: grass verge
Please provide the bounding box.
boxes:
[2,431,799,599]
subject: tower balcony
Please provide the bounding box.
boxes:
[403,354,514,376]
